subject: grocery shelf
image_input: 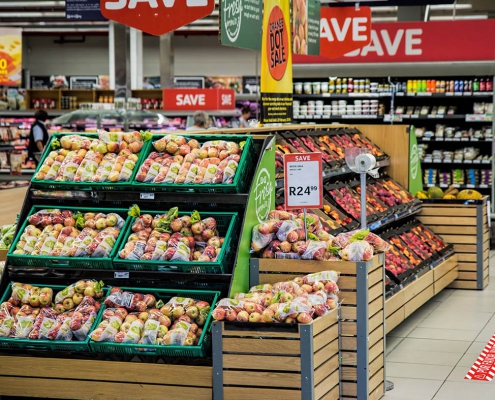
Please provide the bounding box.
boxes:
[418,137,492,143]
[368,202,423,232]
[424,183,491,190]
[421,159,492,165]
[0,110,71,117]
[294,114,380,120]
[159,110,239,117]
[293,92,392,99]
[395,91,494,98]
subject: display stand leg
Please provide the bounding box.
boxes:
[360,173,367,229]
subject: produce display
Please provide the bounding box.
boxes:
[34,131,150,183]
[327,186,376,220]
[118,206,227,263]
[0,223,16,250]
[135,135,243,185]
[91,288,211,347]
[212,270,340,324]
[322,203,354,229]
[0,280,104,342]
[415,186,483,200]
[251,209,389,262]
[11,208,125,258]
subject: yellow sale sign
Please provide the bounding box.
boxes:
[0,28,22,86]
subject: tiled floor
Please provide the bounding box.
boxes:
[384,251,495,399]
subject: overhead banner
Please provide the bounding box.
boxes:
[0,28,22,86]
[320,6,371,59]
[295,20,495,64]
[292,0,320,56]
[220,0,262,51]
[163,88,235,111]
[260,0,292,124]
[66,0,106,21]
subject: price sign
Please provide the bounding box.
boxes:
[284,153,323,209]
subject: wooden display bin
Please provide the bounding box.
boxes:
[0,355,212,399]
[0,250,7,262]
[386,254,459,334]
[418,198,489,290]
[249,254,386,400]
[212,308,339,400]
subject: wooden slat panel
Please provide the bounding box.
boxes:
[449,280,478,289]
[0,377,212,399]
[484,266,489,279]
[341,321,357,335]
[341,350,357,365]
[312,308,338,337]
[223,354,301,372]
[428,225,477,235]
[458,271,477,280]
[370,339,384,363]
[341,366,357,381]
[369,310,384,333]
[319,384,339,400]
[370,354,384,377]
[259,274,299,285]
[314,354,339,386]
[369,295,384,318]
[405,285,434,318]
[341,305,356,320]
[458,253,477,262]
[370,382,385,400]
[0,356,212,387]
[222,338,300,355]
[369,268,383,288]
[369,368,385,395]
[338,275,357,291]
[434,268,458,295]
[223,329,300,339]
[340,336,357,351]
[223,370,301,388]
[455,244,477,253]
[341,382,357,397]
[403,270,433,303]
[420,207,477,216]
[369,280,384,303]
[386,290,404,317]
[458,262,477,271]
[386,307,405,334]
[433,255,458,280]
[314,370,339,399]
[314,338,339,369]
[370,324,384,348]
[314,324,339,352]
[440,235,477,244]
[418,216,477,226]
[224,387,301,400]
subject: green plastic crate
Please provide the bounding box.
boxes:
[112,210,238,273]
[132,134,255,194]
[89,287,219,357]
[7,206,131,269]
[0,283,107,352]
[31,132,150,191]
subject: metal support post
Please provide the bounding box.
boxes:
[212,321,224,400]
[299,325,315,399]
[356,261,370,399]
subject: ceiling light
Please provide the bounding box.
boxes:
[0,11,65,17]
[371,6,398,12]
[430,4,472,10]
[23,27,109,32]
[0,1,64,6]
[371,17,398,22]
[430,14,488,20]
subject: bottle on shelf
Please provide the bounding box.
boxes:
[480,78,486,92]
[473,78,479,92]
[487,78,493,92]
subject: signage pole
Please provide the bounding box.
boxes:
[360,172,367,229]
[303,208,308,241]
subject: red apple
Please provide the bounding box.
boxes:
[237,310,249,322]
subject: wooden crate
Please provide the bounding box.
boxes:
[212,308,339,400]
[0,355,212,399]
[385,254,458,334]
[418,197,489,290]
[250,254,386,400]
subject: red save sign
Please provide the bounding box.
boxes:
[319,6,371,59]
[163,88,235,111]
[284,153,323,210]
[100,0,214,36]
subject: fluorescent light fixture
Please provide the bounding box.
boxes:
[371,17,398,22]
[0,11,65,17]
[189,18,218,25]
[0,1,64,6]
[23,27,109,32]
[371,6,398,12]
[430,14,488,20]
[430,4,472,10]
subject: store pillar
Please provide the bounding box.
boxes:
[160,33,174,89]
[109,21,131,98]
[397,6,425,21]
[130,28,143,90]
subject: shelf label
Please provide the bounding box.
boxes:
[433,159,442,163]
[435,137,444,141]
[445,138,453,141]
[140,193,155,200]
[453,160,462,163]
[471,138,479,142]
[473,160,481,164]
[417,92,432,96]
[444,159,452,163]
[461,138,469,141]
[422,137,431,141]
[454,92,463,96]
[284,153,323,210]
[445,92,454,96]
[463,92,473,96]
[467,184,475,188]
[114,272,130,279]
[452,184,460,188]
[464,160,473,164]
[480,184,489,188]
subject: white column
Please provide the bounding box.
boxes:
[109,21,115,90]
[130,28,143,89]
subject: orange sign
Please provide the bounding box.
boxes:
[266,5,289,81]
[100,0,214,36]
[0,28,22,86]
[319,6,371,59]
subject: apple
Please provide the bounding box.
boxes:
[138,312,149,322]
[296,312,312,324]
[143,294,156,307]
[157,325,168,338]
[301,284,313,294]
[324,281,339,293]
[29,295,40,307]
[31,287,40,295]
[125,314,138,323]
[186,306,199,319]
[312,282,325,292]
[195,313,206,326]
[84,287,96,297]
[160,305,173,318]
[225,309,237,322]
[172,306,185,319]
[95,218,107,231]
[285,317,295,324]
[115,308,128,320]
[39,293,51,306]
[63,298,74,310]
[158,315,171,327]
[72,293,84,305]
[54,303,66,314]
[74,280,86,294]
[248,312,262,323]
[212,308,225,321]
[244,302,256,314]
[237,310,249,322]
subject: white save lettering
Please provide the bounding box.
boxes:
[104,0,207,9]
[221,94,232,106]
[176,94,206,106]
[295,156,310,161]
[320,17,369,42]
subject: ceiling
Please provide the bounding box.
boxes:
[0,0,494,34]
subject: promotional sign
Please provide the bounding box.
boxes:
[242,76,260,94]
[220,0,262,51]
[260,0,292,124]
[295,20,495,64]
[284,153,323,210]
[70,76,99,89]
[205,76,242,93]
[0,28,22,87]
[230,136,275,296]
[408,126,423,195]
[174,76,205,89]
[100,0,215,36]
[66,0,107,21]
[465,333,495,381]
[320,6,371,59]
[293,0,320,56]
[162,88,235,111]
[327,0,455,5]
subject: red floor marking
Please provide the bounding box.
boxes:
[465,334,495,381]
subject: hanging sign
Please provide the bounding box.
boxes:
[162,88,235,110]
[295,20,495,64]
[100,0,215,36]
[408,126,423,194]
[293,0,321,56]
[260,0,292,123]
[0,28,22,86]
[66,0,107,21]
[319,6,371,59]
[284,153,323,209]
[220,0,262,51]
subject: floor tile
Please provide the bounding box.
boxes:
[435,296,495,313]
[475,326,495,342]
[387,362,454,381]
[446,366,479,382]
[383,377,444,399]
[432,289,455,302]
[466,341,491,355]
[387,349,464,366]
[433,381,495,399]
[418,310,493,331]
[392,338,471,354]
[456,353,481,368]
[386,336,403,355]
[407,327,480,342]
[388,307,434,337]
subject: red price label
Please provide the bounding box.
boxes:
[284,153,323,209]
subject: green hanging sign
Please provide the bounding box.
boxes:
[229,136,276,297]
[408,126,423,194]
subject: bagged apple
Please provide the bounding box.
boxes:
[55,280,104,304]
[70,297,98,340]
[162,321,194,346]
[301,241,328,260]
[0,304,14,337]
[340,240,374,262]
[29,307,59,340]
[46,315,73,341]
[121,319,144,343]
[14,314,35,338]
[249,283,273,294]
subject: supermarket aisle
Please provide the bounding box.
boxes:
[384,251,495,400]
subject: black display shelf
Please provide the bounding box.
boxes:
[421,159,492,166]
[418,137,492,143]
[424,184,490,190]
[395,91,494,98]
[293,93,392,100]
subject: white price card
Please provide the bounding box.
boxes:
[284,153,323,210]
